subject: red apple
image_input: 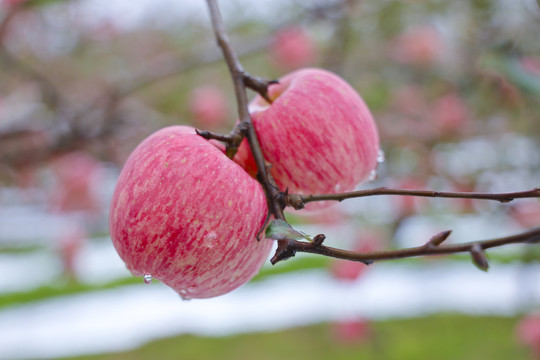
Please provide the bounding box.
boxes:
[269,26,317,71]
[234,68,380,209]
[109,126,272,299]
[189,84,229,129]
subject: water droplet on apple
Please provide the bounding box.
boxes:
[369,170,377,181]
[334,183,341,192]
[178,287,195,301]
[377,149,385,163]
[203,232,218,248]
[143,274,153,284]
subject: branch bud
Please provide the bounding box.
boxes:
[470,244,489,271]
[312,234,326,246]
[426,230,452,248]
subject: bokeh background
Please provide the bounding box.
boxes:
[1,0,540,359]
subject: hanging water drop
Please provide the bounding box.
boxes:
[178,288,192,301]
[377,149,385,163]
[369,169,377,181]
[143,274,152,284]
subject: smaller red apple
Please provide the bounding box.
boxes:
[234,68,380,210]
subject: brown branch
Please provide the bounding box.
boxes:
[270,227,540,265]
[205,0,285,220]
[291,187,540,209]
[204,0,540,271]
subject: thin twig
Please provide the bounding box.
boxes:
[205,0,285,220]
[270,227,540,265]
[291,187,540,209]
[205,0,540,269]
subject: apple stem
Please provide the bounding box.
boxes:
[206,0,286,221]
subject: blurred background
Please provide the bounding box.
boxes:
[1,0,540,359]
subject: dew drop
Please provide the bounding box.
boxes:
[143,274,153,284]
[178,287,195,301]
[203,232,218,249]
[368,169,378,181]
[377,149,386,163]
[334,183,341,192]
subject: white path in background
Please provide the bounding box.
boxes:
[0,262,539,360]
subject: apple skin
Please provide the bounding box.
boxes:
[109,126,272,299]
[234,68,380,208]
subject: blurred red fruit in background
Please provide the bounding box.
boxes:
[432,93,469,134]
[269,26,317,71]
[509,201,540,229]
[332,318,372,345]
[57,222,86,281]
[49,151,102,214]
[516,314,540,359]
[189,84,229,129]
[330,232,384,281]
[390,25,444,66]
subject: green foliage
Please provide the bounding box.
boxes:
[0,277,140,310]
[63,315,530,360]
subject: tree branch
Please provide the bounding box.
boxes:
[205,0,285,220]
[204,0,540,271]
[289,187,540,209]
[269,227,540,266]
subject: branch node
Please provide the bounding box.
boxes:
[270,240,297,265]
[285,193,305,210]
[312,234,326,246]
[243,74,279,104]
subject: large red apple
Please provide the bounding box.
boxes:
[234,68,380,208]
[109,126,272,299]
